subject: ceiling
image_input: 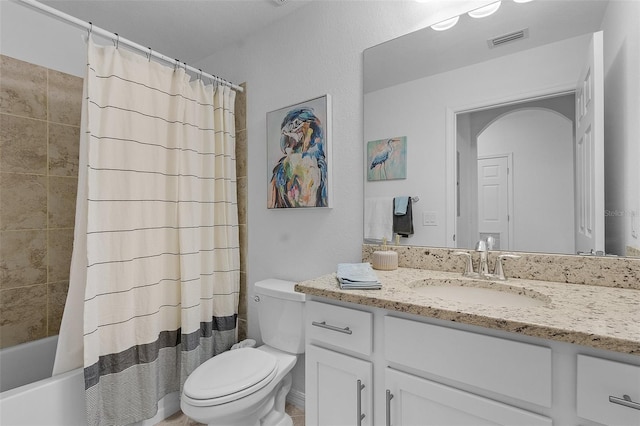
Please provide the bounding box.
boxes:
[364,0,609,93]
[39,0,311,64]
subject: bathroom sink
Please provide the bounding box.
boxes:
[406,278,550,308]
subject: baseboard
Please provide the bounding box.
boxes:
[286,388,305,410]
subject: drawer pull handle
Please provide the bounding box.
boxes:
[311,321,353,335]
[357,379,365,425]
[609,394,640,411]
[386,389,394,426]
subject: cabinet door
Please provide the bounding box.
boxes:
[385,368,551,426]
[306,345,373,426]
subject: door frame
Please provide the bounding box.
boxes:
[445,85,576,248]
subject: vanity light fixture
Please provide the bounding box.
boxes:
[468,1,502,18]
[430,16,460,31]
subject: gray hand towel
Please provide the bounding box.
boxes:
[393,197,414,237]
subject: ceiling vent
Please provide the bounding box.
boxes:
[271,0,289,5]
[487,28,529,48]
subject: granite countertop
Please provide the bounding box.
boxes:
[295,268,640,355]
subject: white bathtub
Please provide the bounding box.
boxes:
[0,336,180,425]
[0,336,86,425]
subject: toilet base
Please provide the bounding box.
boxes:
[199,373,293,426]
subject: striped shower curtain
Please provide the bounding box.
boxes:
[61,38,239,425]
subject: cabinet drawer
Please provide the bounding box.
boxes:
[577,354,640,425]
[306,301,373,356]
[384,316,552,407]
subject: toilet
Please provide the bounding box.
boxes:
[181,279,305,426]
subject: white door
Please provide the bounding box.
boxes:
[385,368,552,426]
[575,31,604,254]
[306,345,373,426]
[477,155,512,250]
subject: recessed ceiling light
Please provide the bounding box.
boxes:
[468,1,502,18]
[430,16,460,31]
[513,0,534,3]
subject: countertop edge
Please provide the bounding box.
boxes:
[295,278,640,356]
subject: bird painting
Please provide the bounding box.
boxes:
[269,106,328,208]
[367,136,407,181]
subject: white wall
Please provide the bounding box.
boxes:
[1,1,92,76]
[601,0,640,254]
[192,0,493,396]
[478,109,574,254]
[365,34,590,247]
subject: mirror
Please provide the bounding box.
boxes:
[363,0,640,257]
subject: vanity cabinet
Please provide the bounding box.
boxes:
[305,301,373,426]
[577,355,640,425]
[306,345,372,426]
[385,368,551,425]
[304,299,639,425]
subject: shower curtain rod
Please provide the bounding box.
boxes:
[17,0,244,92]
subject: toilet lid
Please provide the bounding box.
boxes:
[183,347,278,401]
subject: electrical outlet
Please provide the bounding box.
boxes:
[422,211,438,226]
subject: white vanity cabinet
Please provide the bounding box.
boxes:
[305,301,374,426]
[385,368,551,426]
[304,298,639,426]
[384,316,552,426]
[577,355,640,425]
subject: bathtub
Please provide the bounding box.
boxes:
[0,335,180,425]
[0,336,86,425]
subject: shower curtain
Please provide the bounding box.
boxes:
[53,37,239,426]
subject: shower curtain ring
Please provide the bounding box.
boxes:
[147,47,152,62]
[198,69,203,81]
[174,59,179,71]
[87,22,92,37]
[183,62,187,72]
[113,33,119,49]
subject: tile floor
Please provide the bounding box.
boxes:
[155,402,305,426]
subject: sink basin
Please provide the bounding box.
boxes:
[407,278,550,308]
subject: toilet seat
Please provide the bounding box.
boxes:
[183,348,278,406]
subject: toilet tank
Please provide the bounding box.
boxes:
[255,279,305,354]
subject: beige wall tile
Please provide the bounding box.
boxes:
[0,230,48,289]
[48,280,69,335]
[0,114,47,174]
[0,55,47,120]
[238,272,247,320]
[234,83,247,131]
[48,176,78,229]
[48,69,82,126]
[0,172,47,230]
[0,284,48,349]
[236,129,247,179]
[237,318,247,342]
[48,228,74,282]
[239,224,247,273]
[237,176,247,226]
[49,123,80,177]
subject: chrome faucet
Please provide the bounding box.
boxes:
[493,254,521,280]
[454,239,521,280]
[475,240,489,276]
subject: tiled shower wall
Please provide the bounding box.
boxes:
[0,54,82,349]
[235,84,248,341]
[0,54,249,348]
